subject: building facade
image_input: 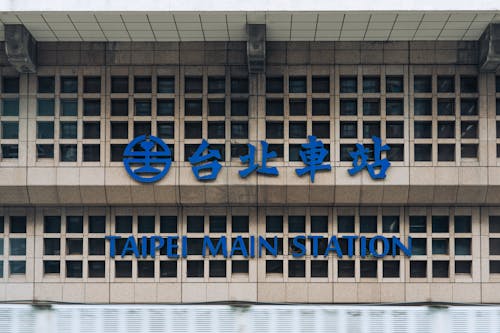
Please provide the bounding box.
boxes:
[1,5,500,304]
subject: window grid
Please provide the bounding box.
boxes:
[0,73,21,161]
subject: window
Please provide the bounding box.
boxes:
[438,144,455,162]
[185,122,202,139]
[340,99,357,116]
[59,99,77,117]
[134,100,151,116]
[88,261,105,278]
[414,98,432,116]
[9,238,26,255]
[410,261,426,278]
[340,76,357,93]
[437,99,454,116]
[414,144,432,162]
[490,261,500,274]
[157,99,175,116]
[386,76,403,93]
[360,261,377,278]
[432,216,449,233]
[461,99,478,116]
[363,76,380,93]
[312,122,330,138]
[266,77,283,93]
[383,261,399,278]
[10,261,25,275]
[266,122,284,139]
[338,260,355,277]
[360,216,377,233]
[412,238,426,255]
[160,216,177,233]
[111,144,126,162]
[208,122,225,139]
[266,260,283,274]
[437,76,454,93]
[460,76,477,93]
[3,77,19,93]
[382,216,399,233]
[388,144,404,161]
[82,144,99,162]
[38,76,55,93]
[209,216,226,233]
[231,77,248,93]
[109,99,128,117]
[231,99,248,116]
[187,216,204,233]
[187,260,204,277]
[185,99,202,116]
[2,99,19,116]
[138,216,155,233]
[363,122,380,138]
[266,216,283,233]
[340,122,357,138]
[232,260,249,274]
[455,238,471,255]
[288,216,305,233]
[386,121,404,138]
[289,122,306,138]
[266,99,284,116]
[432,239,449,255]
[157,122,174,139]
[88,216,105,233]
[60,77,78,93]
[461,144,478,159]
[208,99,225,116]
[386,99,404,115]
[414,76,432,93]
[111,77,128,93]
[338,216,355,233]
[66,238,83,255]
[231,144,247,159]
[455,216,471,233]
[66,261,82,278]
[44,216,61,233]
[490,216,500,233]
[111,122,128,139]
[185,76,202,93]
[308,260,327,277]
[207,77,225,94]
[84,76,101,93]
[312,76,329,93]
[455,261,471,274]
[230,122,248,139]
[2,122,18,139]
[66,216,83,233]
[137,261,154,278]
[115,261,132,278]
[489,238,500,255]
[432,261,449,278]
[409,216,426,233]
[60,122,77,139]
[289,76,307,93]
[414,121,431,139]
[160,261,177,277]
[10,216,26,233]
[115,216,132,233]
[44,261,60,274]
[83,122,100,139]
[37,99,55,116]
[134,76,151,93]
[232,216,249,233]
[288,261,305,277]
[158,76,175,93]
[209,261,226,277]
[363,99,380,116]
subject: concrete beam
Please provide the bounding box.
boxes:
[4,24,37,73]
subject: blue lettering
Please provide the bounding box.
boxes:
[292,236,306,258]
[393,236,412,257]
[203,236,228,257]
[230,236,248,257]
[259,236,277,257]
[105,235,121,258]
[324,236,343,258]
[182,236,188,258]
[342,235,358,257]
[360,236,367,257]
[369,235,389,258]
[149,236,164,258]
[167,236,179,258]
[121,235,140,258]
[308,235,323,257]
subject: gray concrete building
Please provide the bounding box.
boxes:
[1,1,500,304]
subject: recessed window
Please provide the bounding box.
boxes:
[266,121,284,139]
[432,261,449,278]
[437,99,454,116]
[386,99,404,116]
[134,122,151,137]
[455,238,471,255]
[409,216,426,233]
[83,122,100,139]
[231,144,247,159]
[455,260,471,274]
[438,121,455,138]
[232,260,249,274]
[38,76,55,93]
[61,77,78,93]
[88,261,105,278]
[363,76,380,93]
[231,77,248,94]
[158,76,175,93]
[432,216,449,233]
[386,121,404,138]
[289,122,306,138]
[138,216,155,233]
[232,216,249,233]
[44,216,61,233]
[66,216,83,233]
[44,261,60,274]
[89,216,106,233]
[414,121,431,139]
[460,76,477,93]
[157,99,174,116]
[37,144,54,159]
[410,261,426,278]
[414,144,432,162]
[360,216,377,233]
[438,144,455,162]
[338,216,354,233]
[383,261,399,278]
[2,99,19,116]
[2,77,19,93]
[208,99,225,116]
[115,216,132,233]
[230,122,248,139]
[414,98,432,116]
[231,99,248,116]
[208,122,225,139]
[1,122,18,139]
[311,216,328,233]
[134,76,151,93]
[110,144,126,162]
[489,216,500,233]
[489,238,500,255]
[187,260,204,277]
[266,77,283,93]
[157,122,174,139]
[160,216,177,233]
[266,99,284,116]
[414,76,432,93]
[432,239,449,255]
[9,238,26,255]
[185,76,202,94]
[338,260,355,277]
[187,216,204,233]
[59,145,77,162]
[83,99,101,116]
[437,76,454,93]
[455,216,471,233]
[340,99,357,116]
[66,238,83,255]
[340,76,357,93]
[289,76,307,93]
[138,261,154,278]
[209,216,226,233]
[382,216,399,233]
[386,76,403,93]
[288,261,305,277]
[266,216,283,233]
[37,99,55,116]
[412,238,426,255]
[289,99,306,116]
[363,99,380,116]
[9,261,25,275]
[360,260,377,278]
[111,99,128,117]
[209,260,226,277]
[461,99,478,116]
[60,122,77,139]
[83,144,100,162]
[60,99,77,116]
[289,144,302,162]
[115,261,132,278]
[1,144,18,159]
[160,261,177,277]
[340,121,357,139]
[111,122,128,139]
[266,260,283,274]
[312,122,330,138]
[66,261,82,278]
[461,144,478,159]
[312,99,329,116]
[309,260,327,277]
[363,122,380,138]
[490,261,500,274]
[185,121,202,139]
[312,76,329,93]
[185,99,202,116]
[288,216,305,233]
[111,76,128,93]
[134,100,151,116]
[208,77,226,94]
[84,76,101,93]
[388,144,404,161]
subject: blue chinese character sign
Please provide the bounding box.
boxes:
[123,135,172,183]
[295,135,331,182]
[188,139,222,181]
[348,136,391,180]
[239,141,279,178]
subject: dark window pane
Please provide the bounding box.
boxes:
[266,260,283,274]
[438,144,455,162]
[1,122,18,139]
[2,99,19,116]
[490,261,500,274]
[44,216,60,233]
[209,260,226,277]
[84,76,101,93]
[209,216,226,233]
[9,238,26,255]
[3,77,19,93]
[266,122,284,139]
[138,261,154,277]
[133,122,151,137]
[83,144,100,162]
[157,99,174,116]
[231,99,248,116]
[289,76,307,93]
[66,261,82,278]
[455,238,471,255]
[185,121,202,139]
[360,216,377,233]
[111,77,128,93]
[363,99,380,116]
[288,261,305,277]
[231,122,248,139]
[455,261,471,274]
[138,216,155,233]
[409,216,426,233]
[386,99,404,115]
[266,77,283,93]
[266,216,283,233]
[61,77,78,93]
[383,261,400,278]
[187,260,204,277]
[134,76,151,93]
[432,216,449,233]
[360,261,377,278]
[208,122,225,139]
[410,261,426,277]
[363,76,380,93]
[83,122,100,139]
[340,144,356,161]
[288,216,305,233]
[312,76,329,93]
[386,76,403,93]
[88,261,105,277]
[89,216,105,233]
[10,216,26,233]
[414,144,432,162]
[1,144,18,158]
[111,99,128,116]
[382,216,399,233]
[232,260,249,274]
[340,76,357,93]
[231,144,248,159]
[455,216,471,233]
[432,261,449,278]
[489,216,500,233]
[461,99,478,116]
[386,121,404,138]
[187,216,204,233]
[289,121,306,138]
[461,144,478,159]
[44,261,60,274]
[289,99,306,116]
[412,238,426,255]
[115,216,132,233]
[66,216,83,233]
[110,144,126,162]
[135,99,151,116]
[160,261,177,277]
[439,121,457,140]
[460,76,477,93]
[158,76,175,93]
[414,76,432,93]
[37,99,55,116]
[208,77,225,93]
[311,260,328,277]
[10,261,25,275]
[414,98,432,116]
[160,216,177,233]
[37,144,53,159]
[60,122,77,139]
[414,121,431,139]
[432,239,449,255]
[437,99,454,116]
[157,122,174,139]
[388,144,404,162]
[437,76,454,93]
[208,99,225,116]
[185,99,202,116]
[312,122,329,138]
[60,99,77,116]
[311,216,328,233]
[66,238,83,255]
[340,99,357,116]
[489,238,500,255]
[266,99,284,116]
[338,261,355,277]
[83,99,101,116]
[231,77,248,93]
[363,121,380,138]
[185,76,202,93]
[312,99,330,116]
[232,216,249,233]
[340,122,357,138]
[115,261,132,277]
[111,122,128,139]
[289,144,301,162]
[38,76,55,93]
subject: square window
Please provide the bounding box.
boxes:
[340,121,357,138]
[266,122,284,139]
[209,216,226,233]
[81,99,100,117]
[66,238,83,255]
[110,122,128,140]
[438,144,455,162]
[363,99,380,116]
[88,238,105,255]
[461,144,478,159]
[461,99,478,116]
[266,77,283,93]
[160,261,177,277]
[414,121,431,139]
[386,76,404,93]
[409,216,426,233]
[134,76,151,93]
[414,98,432,116]
[185,121,202,139]
[414,75,432,93]
[1,122,18,139]
[460,76,477,93]
[311,216,328,233]
[414,144,432,162]
[208,122,225,139]
[232,216,249,233]
[312,122,330,138]
[432,239,449,255]
[410,261,427,278]
[38,76,55,93]
[432,216,449,233]
[0,217,3,233]
[60,77,78,93]
[312,76,329,93]
[89,216,105,233]
[60,122,77,139]
[412,238,426,255]
[9,261,25,275]
[187,238,204,255]
[37,99,55,116]
[289,76,307,93]
[2,99,19,116]
[84,76,101,93]
[432,261,449,278]
[288,261,305,277]
[360,260,377,278]
[363,122,380,138]
[386,121,404,138]
[187,260,204,277]
[269,145,283,158]
[134,100,151,116]
[338,216,355,233]
[111,77,129,93]
[67,216,83,233]
[340,99,357,116]
[437,99,454,116]
[111,99,128,117]
[455,238,471,255]
[386,99,404,115]
[232,260,249,274]
[231,144,248,159]
[310,260,328,277]
[289,144,302,162]
[266,260,283,274]
[10,216,26,233]
[231,77,248,94]
[3,77,19,93]
[266,216,283,233]
[340,76,357,93]
[266,99,284,116]
[9,238,26,255]
[388,144,404,162]
[208,77,225,94]
[44,261,60,274]
[44,216,61,233]
[208,99,225,116]
[490,261,500,274]
[360,216,377,233]
[312,99,329,116]
[230,122,248,139]
[60,99,78,116]
[66,261,82,278]
[288,216,305,233]
[110,144,126,162]
[160,216,177,233]
[209,260,226,277]
[382,216,399,233]
[138,216,155,233]
[88,261,105,278]
[289,122,306,138]
[83,122,100,139]
[157,122,174,139]
[489,216,500,233]
[437,76,455,93]
[157,99,175,116]
[490,238,500,255]
[158,76,175,93]
[383,261,400,278]
[338,260,355,277]
[363,76,380,93]
[231,99,248,116]
[115,261,132,277]
[138,261,154,278]
[187,216,204,233]
[454,216,471,233]
[115,216,132,233]
[185,99,202,116]
[288,99,306,116]
[185,76,202,93]
[455,260,471,274]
